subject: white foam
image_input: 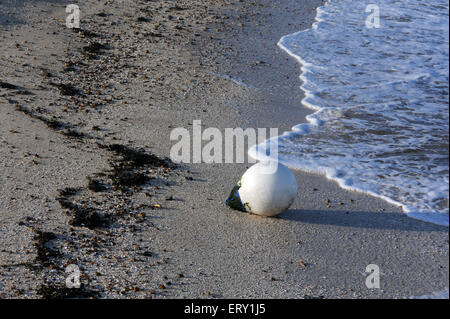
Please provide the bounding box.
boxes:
[250,0,449,226]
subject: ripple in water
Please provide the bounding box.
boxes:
[250,0,449,226]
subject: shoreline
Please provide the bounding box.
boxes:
[0,0,448,299]
[267,2,449,228]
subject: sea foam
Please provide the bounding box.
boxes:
[250,0,449,226]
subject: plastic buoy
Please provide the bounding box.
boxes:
[226,162,297,217]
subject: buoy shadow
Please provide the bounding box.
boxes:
[281,209,448,232]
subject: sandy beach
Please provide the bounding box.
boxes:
[0,0,448,299]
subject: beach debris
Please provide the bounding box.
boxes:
[226,162,297,217]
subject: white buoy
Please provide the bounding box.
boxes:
[226,162,297,217]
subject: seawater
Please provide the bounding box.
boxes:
[250,0,449,226]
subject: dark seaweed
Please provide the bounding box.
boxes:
[82,42,106,54]
[103,143,171,168]
[14,105,85,139]
[88,178,108,192]
[57,189,111,229]
[37,283,98,299]
[72,28,98,38]
[97,143,172,190]
[0,81,19,90]
[69,205,111,229]
[63,128,86,139]
[109,165,152,187]
[34,231,60,266]
[56,83,79,96]
[58,187,80,197]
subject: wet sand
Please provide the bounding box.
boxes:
[0,0,448,298]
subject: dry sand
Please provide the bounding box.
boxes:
[0,0,448,299]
